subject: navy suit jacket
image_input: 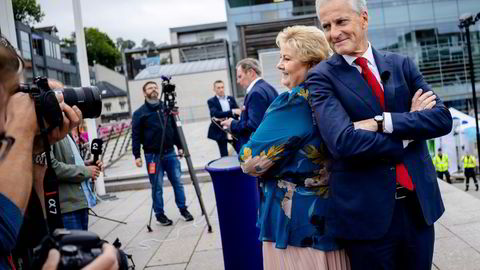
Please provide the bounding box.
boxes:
[207,95,239,141]
[231,79,278,149]
[306,48,452,240]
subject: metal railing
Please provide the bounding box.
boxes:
[99,122,133,169]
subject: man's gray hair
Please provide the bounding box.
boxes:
[316,0,367,14]
[236,58,262,76]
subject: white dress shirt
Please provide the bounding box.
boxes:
[342,43,410,148]
[246,77,262,94]
[217,95,231,112]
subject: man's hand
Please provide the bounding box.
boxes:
[353,118,377,132]
[42,243,119,270]
[87,165,101,180]
[220,118,234,129]
[232,108,242,116]
[178,149,184,158]
[410,89,436,112]
[135,158,143,168]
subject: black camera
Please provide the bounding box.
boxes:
[32,229,131,270]
[17,77,102,129]
[160,75,176,109]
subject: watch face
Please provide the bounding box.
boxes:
[374,115,384,122]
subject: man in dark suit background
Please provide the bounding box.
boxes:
[308,0,453,269]
[207,80,241,157]
[221,58,278,150]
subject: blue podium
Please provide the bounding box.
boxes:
[205,156,263,270]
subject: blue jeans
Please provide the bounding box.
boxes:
[62,208,89,230]
[145,150,187,218]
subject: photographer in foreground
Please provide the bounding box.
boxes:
[0,35,118,270]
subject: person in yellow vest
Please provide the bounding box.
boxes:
[433,148,451,184]
[462,151,478,191]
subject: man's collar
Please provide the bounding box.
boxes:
[246,77,262,94]
[342,42,374,66]
[216,95,226,100]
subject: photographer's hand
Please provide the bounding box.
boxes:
[42,244,119,270]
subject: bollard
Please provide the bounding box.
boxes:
[205,156,263,270]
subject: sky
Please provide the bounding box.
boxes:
[35,0,227,46]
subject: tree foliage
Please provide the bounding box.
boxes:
[141,39,156,49]
[84,27,121,69]
[116,38,136,51]
[12,0,44,26]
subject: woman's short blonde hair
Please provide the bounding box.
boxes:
[276,25,332,68]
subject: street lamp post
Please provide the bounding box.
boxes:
[459,12,480,159]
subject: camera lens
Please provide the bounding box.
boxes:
[61,86,102,119]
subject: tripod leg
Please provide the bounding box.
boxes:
[173,114,213,233]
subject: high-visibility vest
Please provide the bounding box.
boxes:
[433,154,449,172]
[463,155,477,169]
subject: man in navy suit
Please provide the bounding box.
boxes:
[308,0,453,269]
[221,58,278,150]
[207,80,241,157]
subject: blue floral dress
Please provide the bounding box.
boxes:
[239,83,340,251]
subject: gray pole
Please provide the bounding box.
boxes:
[461,20,480,161]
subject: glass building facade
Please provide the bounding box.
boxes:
[225,0,480,113]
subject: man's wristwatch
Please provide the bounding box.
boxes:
[374,114,384,133]
[33,152,47,166]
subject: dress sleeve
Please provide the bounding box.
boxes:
[239,85,325,179]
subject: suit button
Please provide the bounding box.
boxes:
[390,167,395,171]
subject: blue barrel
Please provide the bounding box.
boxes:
[205,156,263,270]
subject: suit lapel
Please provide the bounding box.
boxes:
[372,48,395,112]
[329,54,382,114]
[214,96,221,110]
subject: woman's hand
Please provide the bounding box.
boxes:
[241,155,274,177]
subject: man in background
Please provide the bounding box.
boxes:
[221,58,278,149]
[207,80,241,157]
[461,149,478,191]
[433,148,451,184]
[132,81,194,226]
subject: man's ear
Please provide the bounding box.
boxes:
[360,10,369,29]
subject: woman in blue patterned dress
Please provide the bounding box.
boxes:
[239,26,350,269]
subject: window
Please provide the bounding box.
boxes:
[56,44,61,60]
[20,31,31,60]
[32,37,43,56]
[45,40,51,57]
[104,103,112,112]
[119,101,126,110]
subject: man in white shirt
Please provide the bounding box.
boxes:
[207,80,241,157]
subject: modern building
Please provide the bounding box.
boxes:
[170,22,228,64]
[225,0,480,113]
[15,22,81,86]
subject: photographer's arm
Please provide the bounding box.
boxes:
[0,93,37,252]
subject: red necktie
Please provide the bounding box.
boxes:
[355,57,415,190]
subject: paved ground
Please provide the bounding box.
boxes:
[94,120,480,269]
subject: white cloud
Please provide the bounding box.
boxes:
[35,0,227,46]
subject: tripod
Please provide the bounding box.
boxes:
[146,89,213,233]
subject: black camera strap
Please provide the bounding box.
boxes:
[33,93,64,234]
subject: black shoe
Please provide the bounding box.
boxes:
[476,185,479,191]
[465,186,469,192]
[156,214,173,226]
[180,209,194,222]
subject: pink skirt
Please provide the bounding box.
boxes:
[263,242,351,270]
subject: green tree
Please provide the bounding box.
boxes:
[12,0,44,26]
[116,37,136,51]
[84,27,121,69]
[141,38,156,49]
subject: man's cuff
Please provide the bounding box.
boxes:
[403,140,413,148]
[384,112,393,133]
